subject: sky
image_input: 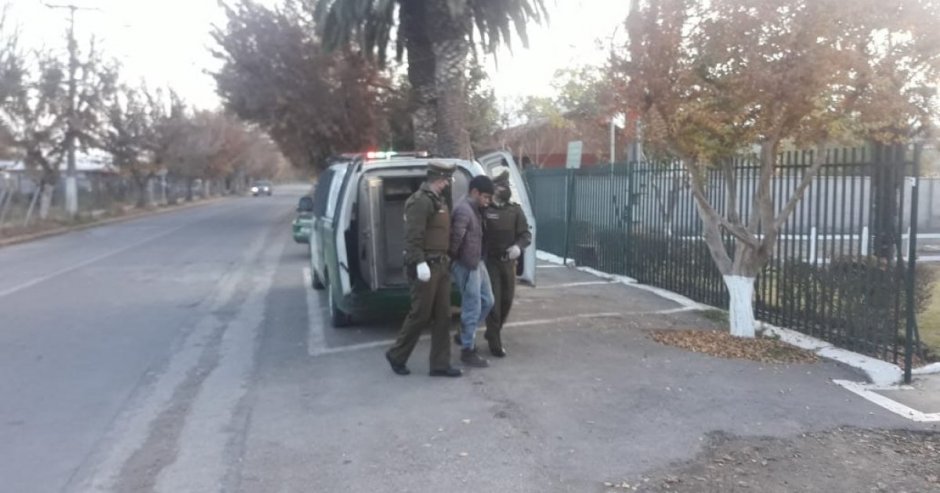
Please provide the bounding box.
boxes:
[5,0,630,110]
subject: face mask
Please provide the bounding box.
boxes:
[497,187,511,201]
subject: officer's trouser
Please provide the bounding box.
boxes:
[388,262,452,370]
[484,258,516,343]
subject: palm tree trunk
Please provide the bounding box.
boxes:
[426,0,472,159]
[400,0,437,154]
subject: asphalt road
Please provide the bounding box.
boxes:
[0,184,932,493]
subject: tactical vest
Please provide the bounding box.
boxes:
[424,192,450,253]
[484,204,519,256]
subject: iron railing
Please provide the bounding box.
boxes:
[527,144,922,373]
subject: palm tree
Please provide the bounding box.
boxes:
[313,0,547,158]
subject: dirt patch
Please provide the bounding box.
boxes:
[604,427,940,492]
[649,329,818,364]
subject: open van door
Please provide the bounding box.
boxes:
[478,151,537,286]
[334,165,355,297]
[359,176,383,291]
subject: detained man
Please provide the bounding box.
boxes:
[449,175,496,368]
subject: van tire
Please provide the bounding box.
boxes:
[329,287,352,328]
[312,268,326,290]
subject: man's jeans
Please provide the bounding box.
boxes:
[451,261,495,350]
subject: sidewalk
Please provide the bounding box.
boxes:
[239,259,937,493]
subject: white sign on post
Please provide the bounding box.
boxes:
[566,140,583,169]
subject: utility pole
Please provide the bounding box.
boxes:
[44,2,98,218]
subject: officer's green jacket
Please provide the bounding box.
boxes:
[404,182,450,265]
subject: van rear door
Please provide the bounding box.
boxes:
[478,151,537,286]
[359,176,383,291]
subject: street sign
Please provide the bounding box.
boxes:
[566,141,583,169]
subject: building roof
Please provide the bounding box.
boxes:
[0,150,116,173]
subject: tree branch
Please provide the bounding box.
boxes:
[687,163,736,275]
[771,144,827,233]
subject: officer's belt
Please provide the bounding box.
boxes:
[424,254,449,265]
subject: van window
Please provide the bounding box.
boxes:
[312,169,335,217]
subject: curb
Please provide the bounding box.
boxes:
[536,250,905,386]
[912,362,940,376]
[0,197,230,249]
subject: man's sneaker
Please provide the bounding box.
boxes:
[461,348,489,368]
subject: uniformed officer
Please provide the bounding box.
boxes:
[385,161,462,377]
[483,166,531,357]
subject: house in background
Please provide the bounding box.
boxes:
[0,150,118,195]
[494,112,632,169]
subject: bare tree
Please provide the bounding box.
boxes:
[0,38,115,219]
[98,83,159,207]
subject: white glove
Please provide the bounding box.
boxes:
[507,245,521,260]
[416,262,431,282]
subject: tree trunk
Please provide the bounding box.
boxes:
[38,183,54,220]
[133,173,148,209]
[724,275,757,338]
[400,0,437,154]
[426,0,472,159]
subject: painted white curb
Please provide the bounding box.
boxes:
[535,250,576,266]
[759,323,904,386]
[912,362,940,376]
[833,380,940,422]
[536,251,708,311]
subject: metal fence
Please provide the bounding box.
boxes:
[527,144,922,370]
[0,172,231,235]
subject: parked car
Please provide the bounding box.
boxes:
[308,151,536,327]
[292,195,315,243]
[251,180,273,196]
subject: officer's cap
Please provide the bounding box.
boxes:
[427,161,456,179]
[490,166,511,185]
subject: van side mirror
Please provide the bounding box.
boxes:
[298,196,314,212]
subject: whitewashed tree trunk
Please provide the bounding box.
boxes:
[723,275,756,337]
[38,183,55,220]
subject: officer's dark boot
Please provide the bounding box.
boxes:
[485,332,506,358]
[461,348,489,368]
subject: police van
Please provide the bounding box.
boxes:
[308,151,536,327]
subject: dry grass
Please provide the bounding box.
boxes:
[917,264,940,361]
[649,329,819,364]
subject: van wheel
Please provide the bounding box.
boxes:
[328,287,352,328]
[312,268,326,290]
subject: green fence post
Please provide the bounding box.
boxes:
[563,169,575,265]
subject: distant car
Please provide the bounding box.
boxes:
[251,180,273,196]
[308,151,536,327]
[292,195,315,244]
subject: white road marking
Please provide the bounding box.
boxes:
[0,222,194,299]
[155,236,285,493]
[309,308,695,357]
[536,280,617,289]
[503,312,623,328]
[833,380,940,422]
[69,214,272,493]
[537,264,566,269]
[313,338,396,356]
[304,267,328,357]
